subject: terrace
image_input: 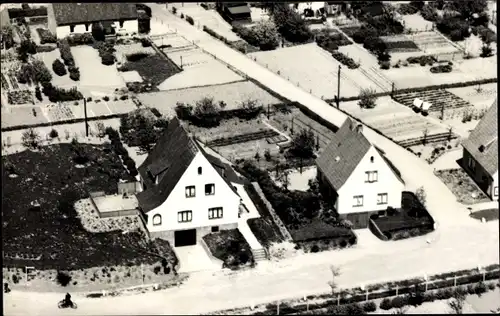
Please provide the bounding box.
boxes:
[90,192,140,218]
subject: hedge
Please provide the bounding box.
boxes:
[57,39,75,66]
[185,15,194,25]
[36,28,57,44]
[36,45,57,53]
[52,59,67,76]
[8,7,47,18]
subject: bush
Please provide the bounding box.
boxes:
[36,45,57,53]
[391,295,408,308]
[380,298,392,310]
[153,266,161,274]
[358,88,377,109]
[331,51,359,69]
[52,59,67,76]
[407,55,435,65]
[56,271,72,286]
[180,13,184,18]
[186,15,194,25]
[49,129,59,138]
[310,244,320,252]
[150,108,162,118]
[363,301,377,312]
[67,33,94,46]
[474,282,487,295]
[103,96,110,101]
[35,86,42,101]
[68,66,80,81]
[380,60,390,69]
[36,28,57,44]
[430,64,452,73]
[126,52,150,62]
[58,39,75,66]
[101,52,115,65]
[421,4,438,21]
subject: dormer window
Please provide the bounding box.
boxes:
[370,156,374,163]
[85,23,89,31]
[119,20,124,28]
[70,25,75,33]
[198,167,202,175]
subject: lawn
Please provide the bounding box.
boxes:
[434,168,490,205]
[202,229,254,270]
[1,143,161,270]
[290,219,357,253]
[1,106,48,129]
[470,208,499,222]
[249,43,383,99]
[137,80,282,117]
[371,191,435,240]
[118,52,180,90]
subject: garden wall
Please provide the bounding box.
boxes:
[118,181,140,195]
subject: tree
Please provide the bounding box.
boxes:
[96,122,106,138]
[358,88,377,109]
[91,22,105,41]
[271,3,312,43]
[32,60,52,84]
[17,39,36,62]
[52,59,67,76]
[193,97,220,117]
[136,115,157,153]
[416,186,426,208]
[22,128,41,150]
[289,128,315,159]
[448,290,466,314]
[327,265,340,295]
[252,20,280,50]
[450,0,488,20]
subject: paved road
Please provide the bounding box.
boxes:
[4,6,499,315]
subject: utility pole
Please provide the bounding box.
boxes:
[84,97,89,137]
[391,82,395,97]
[336,65,341,109]
[180,56,183,69]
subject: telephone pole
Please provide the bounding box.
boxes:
[336,65,341,109]
[84,97,89,137]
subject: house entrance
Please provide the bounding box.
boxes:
[174,229,197,247]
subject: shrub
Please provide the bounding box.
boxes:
[380,60,390,69]
[101,52,115,65]
[36,45,57,53]
[56,271,72,286]
[474,282,487,295]
[12,274,19,284]
[68,67,80,81]
[180,13,184,18]
[52,59,67,76]
[103,96,110,101]
[153,266,161,274]
[331,51,359,69]
[363,301,377,312]
[421,4,438,22]
[36,28,57,44]
[480,45,493,58]
[172,7,177,14]
[186,15,194,25]
[380,298,392,310]
[430,64,452,73]
[67,33,94,46]
[391,295,408,308]
[358,88,377,109]
[35,86,42,101]
[150,107,162,118]
[49,129,59,138]
[310,244,320,252]
[58,39,75,66]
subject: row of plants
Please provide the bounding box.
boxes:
[16,59,52,85]
[315,29,352,52]
[430,64,452,73]
[175,97,264,128]
[104,127,138,177]
[36,28,56,44]
[331,51,359,69]
[330,78,498,103]
[41,82,83,102]
[36,45,57,53]
[57,39,80,80]
[93,41,116,66]
[67,33,95,46]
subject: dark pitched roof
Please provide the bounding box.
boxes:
[136,117,199,212]
[228,5,251,15]
[136,118,242,212]
[316,118,372,191]
[462,99,498,175]
[52,3,137,26]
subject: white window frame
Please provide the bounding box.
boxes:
[178,211,192,223]
[494,186,498,196]
[208,207,223,219]
[468,157,476,171]
[353,195,364,207]
[152,214,162,226]
[185,185,195,198]
[365,171,378,183]
[377,193,388,205]
[205,183,215,195]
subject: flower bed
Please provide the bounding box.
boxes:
[384,40,420,52]
[202,229,254,270]
[435,169,490,205]
[370,192,434,240]
[430,64,452,73]
[7,90,33,105]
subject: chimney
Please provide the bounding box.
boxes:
[355,124,363,134]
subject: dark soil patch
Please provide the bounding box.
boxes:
[2,143,159,270]
[119,54,181,89]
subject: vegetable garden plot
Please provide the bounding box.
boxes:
[393,90,474,112]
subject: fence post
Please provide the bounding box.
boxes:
[277,301,280,315]
[454,275,457,287]
[396,285,399,296]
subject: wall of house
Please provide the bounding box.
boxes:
[336,146,404,215]
[55,19,138,39]
[339,210,380,229]
[150,223,238,244]
[462,149,497,199]
[146,152,241,234]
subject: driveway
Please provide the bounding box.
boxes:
[173,245,221,273]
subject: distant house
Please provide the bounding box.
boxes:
[136,117,242,247]
[461,99,498,201]
[324,1,351,15]
[216,2,252,23]
[47,3,138,39]
[316,118,405,229]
